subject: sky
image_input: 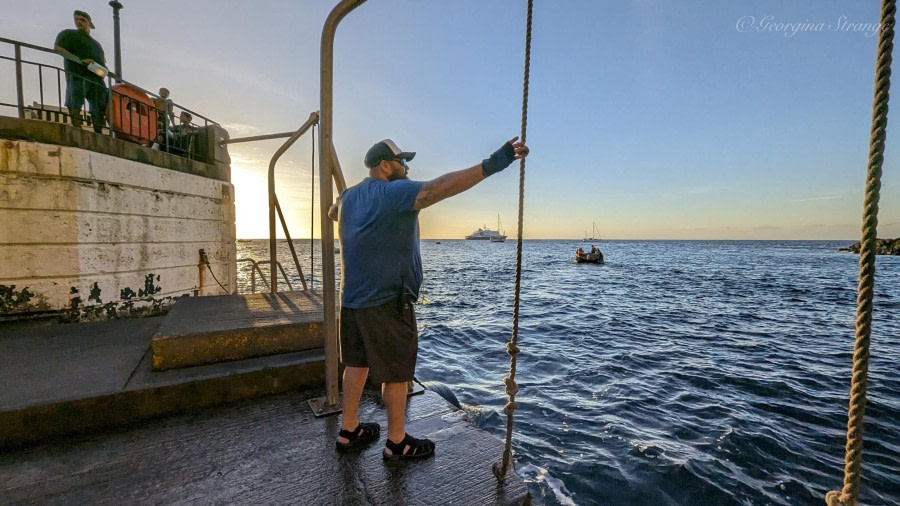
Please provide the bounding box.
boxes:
[2,0,899,240]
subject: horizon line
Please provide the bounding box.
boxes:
[237,237,864,242]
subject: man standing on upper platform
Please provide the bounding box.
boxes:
[54,10,108,133]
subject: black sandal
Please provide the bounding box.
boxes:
[335,422,381,453]
[383,433,435,461]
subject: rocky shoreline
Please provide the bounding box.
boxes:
[839,238,900,255]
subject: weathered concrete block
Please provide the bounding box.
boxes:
[0,136,235,320]
[0,175,230,221]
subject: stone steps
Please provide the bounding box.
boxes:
[151,291,325,370]
[0,291,329,450]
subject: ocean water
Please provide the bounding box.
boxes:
[237,239,900,506]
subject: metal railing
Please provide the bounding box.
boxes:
[224,115,322,295]
[266,112,322,294]
[257,110,351,297]
[1,36,218,161]
[257,260,295,292]
[307,0,367,416]
[236,258,295,293]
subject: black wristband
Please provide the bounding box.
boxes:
[481,142,516,177]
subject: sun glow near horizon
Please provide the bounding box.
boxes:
[24,1,889,241]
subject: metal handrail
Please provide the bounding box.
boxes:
[0,36,57,55]
[1,53,110,128]
[236,258,298,293]
[317,0,368,412]
[267,111,319,294]
[257,260,295,292]
[223,131,298,145]
[236,258,269,293]
[1,36,219,131]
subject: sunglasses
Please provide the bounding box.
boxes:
[393,157,408,166]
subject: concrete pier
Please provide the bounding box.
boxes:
[0,314,324,449]
[0,299,531,504]
[0,390,530,504]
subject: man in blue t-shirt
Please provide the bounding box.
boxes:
[54,10,109,133]
[333,137,529,461]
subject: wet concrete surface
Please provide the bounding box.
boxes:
[0,389,530,505]
[0,317,162,410]
[0,316,325,449]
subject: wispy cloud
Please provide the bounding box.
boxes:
[791,194,844,203]
[222,123,264,137]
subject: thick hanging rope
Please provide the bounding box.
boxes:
[826,1,894,505]
[494,0,533,481]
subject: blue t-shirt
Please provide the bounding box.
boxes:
[339,177,425,308]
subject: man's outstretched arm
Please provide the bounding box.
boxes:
[413,137,528,211]
[413,165,485,211]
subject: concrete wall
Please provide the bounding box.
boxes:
[0,138,236,320]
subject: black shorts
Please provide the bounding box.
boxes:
[340,296,418,384]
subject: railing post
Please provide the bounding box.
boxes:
[164,111,170,152]
[15,44,25,119]
[312,0,367,415]
[107,74,114,137]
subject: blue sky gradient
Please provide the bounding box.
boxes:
[2,1,898,239]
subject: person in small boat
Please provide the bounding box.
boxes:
[575,247,585,259]
[330,136,528,461]
[590,245,599,255]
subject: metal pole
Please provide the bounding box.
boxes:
[107,74,114,136]
[274,194,309,291]
[268,111,320,293]
[319,0,367,411]
[330,142,347,193]
[14,44,24,119]
[109,1,123,80]
[224,131,297,145]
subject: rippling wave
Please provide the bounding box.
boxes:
[239,239,900,505]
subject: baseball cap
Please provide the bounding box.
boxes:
[364,139,416,168]
[74,10,95,29]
